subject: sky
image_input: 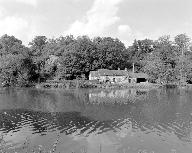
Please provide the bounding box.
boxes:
[0,0,191,46]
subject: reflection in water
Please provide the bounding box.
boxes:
[89,88,149,104]
[0,88,192,152]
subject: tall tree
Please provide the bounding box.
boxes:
[0,34,26,55]
[57,36,96,79]
[127,39,154,72]
[93,37,126,70]
[29,36,48,82]
[174,34,191,84]
[0,35,34,86]
[143,36,177,84]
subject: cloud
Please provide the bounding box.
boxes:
[183,20,192,38]
[0,2,51,45]
[0,16,29,37]
[64,0,123,37]
[118,25,132,34]
[15,0,37,6]
[0,0,37,6]
[64,0,147,46]
[0,6,6,18]
[117,24,146,46]
[0,16,40,45]
[0,7,36,45]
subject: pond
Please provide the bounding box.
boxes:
[0,87,192,153]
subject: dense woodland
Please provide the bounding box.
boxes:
[0,33,192,87]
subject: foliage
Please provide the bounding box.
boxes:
[57,36,126,79]
[142,35,191,84]
[0,35,35,86]
[93,37,126,70]
[0,33,192,86]
[126,39,155,72]
[0,34,25,55]
[29,36,48,82]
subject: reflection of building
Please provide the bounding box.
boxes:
[89,89,148,104]
[89,69,148,83]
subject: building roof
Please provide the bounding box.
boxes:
[90,69,129,77]
[90,69,149,79]
[98,69,129,76]
[129,72,148,79]
[89,71,100,77]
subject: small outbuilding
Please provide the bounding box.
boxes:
[128,72,148,83]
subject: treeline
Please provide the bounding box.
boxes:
[0,34,191,87]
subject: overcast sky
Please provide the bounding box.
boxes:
[0,0,191,46]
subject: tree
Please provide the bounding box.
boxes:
[0,34,27,55]
[0,34,34,86]
[56,36,126,80]
[143,36,177,84]
[0,52,35,86]
[127,39,154,72]
[93,37,126,70]
[29,36,48,82]
[57,36,97,79]
[174,34,191,84]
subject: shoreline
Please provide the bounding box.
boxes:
[35,81,163,90]
[2,81,192,90]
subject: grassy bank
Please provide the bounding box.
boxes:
[35,80,162,90]
[35,80,98,89]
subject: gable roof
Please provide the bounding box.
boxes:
[89,71,99,77]
[90,69,148,79]
[90,69,129,77]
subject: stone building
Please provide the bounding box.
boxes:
[89,69,148,83]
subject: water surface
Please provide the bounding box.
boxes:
[0,88,192,153]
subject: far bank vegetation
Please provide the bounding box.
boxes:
[0,34,192,87]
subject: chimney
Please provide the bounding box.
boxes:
[132,63,135,73]
[118,68,120,70]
